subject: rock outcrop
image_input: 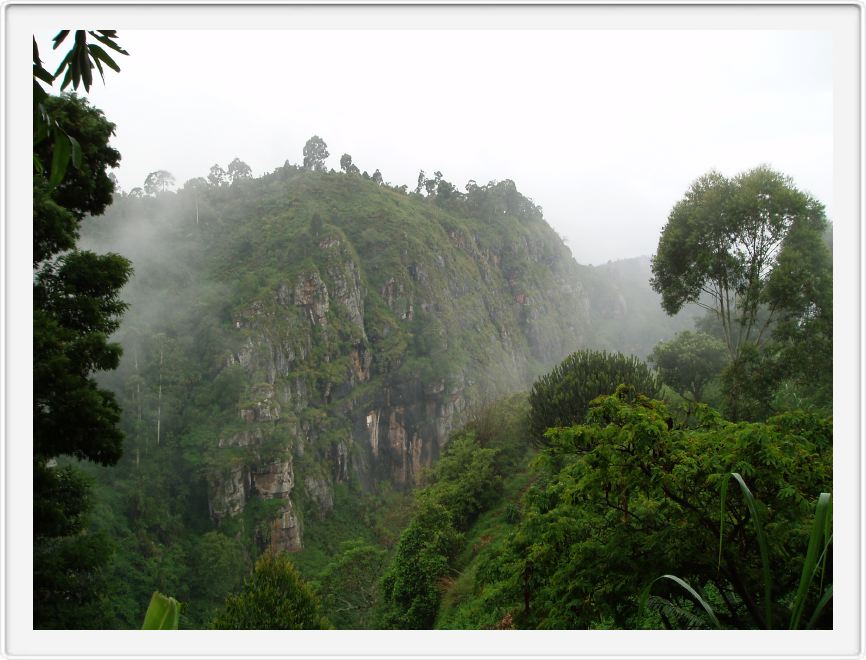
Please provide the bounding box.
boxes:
[178,175,596,552]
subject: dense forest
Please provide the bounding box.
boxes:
[33,32,832,632]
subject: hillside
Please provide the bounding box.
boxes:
[77,166,631,622]
[67,161,832,630]
[583,256,699,359]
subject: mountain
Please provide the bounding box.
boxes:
[582,255,700,359]
[82,167,612,558]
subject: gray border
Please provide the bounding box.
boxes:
[2,2,862,658]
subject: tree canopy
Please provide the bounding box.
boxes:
[302,135,329,171]
[143,169,175,195]
[649,331,727,403]
[227,157,252,183]
[471,388,831,629]
[339,153,359,175]
[651,166,832,420]
[650,166,828,361]
[528,350,660,442]
[211,553,329,629]
[33,85,132,627]
[207,163,227,187]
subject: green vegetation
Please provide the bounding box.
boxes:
[375,395,531,629]
[432,388,831,629]
[649,331,727,404]
[142,592,181,630]
[651,166,832,420]
[527,350,660,442]
[313,539,388,629]
[33,29,133,628]
[211,552,330,629]
[67,144,621,626]
[640,476,832,630]
[32,76,830,632]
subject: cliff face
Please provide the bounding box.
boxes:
[85,170,597,553]
[191,174,595,551]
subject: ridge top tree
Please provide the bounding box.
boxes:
[302,135,329,171]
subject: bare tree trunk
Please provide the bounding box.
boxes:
[157,344,163,447]
[134,345,142,465]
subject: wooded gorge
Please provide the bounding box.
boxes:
[31,31,833,633]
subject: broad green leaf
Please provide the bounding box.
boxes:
[88,46,106,83]
[33,80,49,108]
[804,585,832,630]
[141,591,181,630]
[76,34,92,91]
[789,492,831,629]
[53,50,74,82]
[49,131,71,187]
[88,43,120,73]
[52,30,70,49]
[639,574,721,629]
[33,57,55,86]
[729,472,773,628]
[89,30,129,55]
[68,135,82,168]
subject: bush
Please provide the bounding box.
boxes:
[528,350,660,442]
[375,501,462,629]
[475,390,832,629]
[211,552,329,629]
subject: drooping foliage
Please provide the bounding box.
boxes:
[527,350,660,442]
[33,31,128,187]
[210,552,330,629]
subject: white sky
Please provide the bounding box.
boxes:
[36,28,833,265]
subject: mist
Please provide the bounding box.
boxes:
[37,28,832,265]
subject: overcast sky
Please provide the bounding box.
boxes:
[36,28,833,265]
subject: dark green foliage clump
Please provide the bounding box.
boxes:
[313,539,388,629]
[650,166,832,421]
[649,330,727,403]
[33,92,132,629]
[211,552,329,629]
[374,435,499,629]
[445,388,831,630]
[527,350,660,442]
[376,500,463,629]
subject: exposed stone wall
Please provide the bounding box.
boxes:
[206,224,591,552]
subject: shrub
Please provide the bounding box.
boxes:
[528,350,660,442]
[211,552,329,629]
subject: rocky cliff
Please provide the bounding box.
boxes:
[86,169,597,553]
